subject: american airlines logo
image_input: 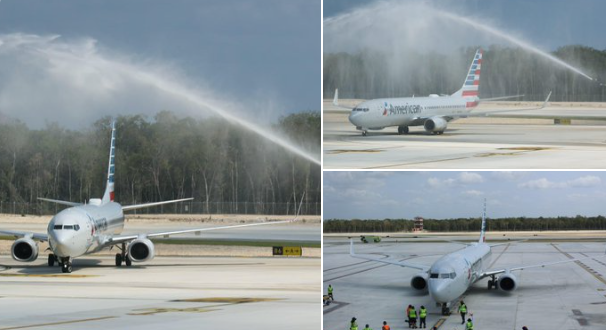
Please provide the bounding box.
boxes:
[382,102,422,116]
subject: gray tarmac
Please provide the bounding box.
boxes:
[323,236,606,330]
[0,255,320,330]
[323,101,606,169]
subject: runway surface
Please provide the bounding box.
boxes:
[323,101,606,169]
[0,255,320,330]
[323,236,606,330]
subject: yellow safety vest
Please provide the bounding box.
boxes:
[420,308,427,318]
[350,322,358,330]
[328,286,333,294]
[409,309,416,318]
[459,304,467,313]
[466,321,473,330]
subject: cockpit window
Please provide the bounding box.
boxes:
[353,108,369,112]
[53,225,62,230]
[450,272,456,279]
[440,273,450,279]
[430,273,439,279]
[63,225,74,230]
[74,224,80,231]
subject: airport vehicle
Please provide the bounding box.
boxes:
[360,235,382,243]
[1,122,301,273]
[350,200,605,315]
[333,49,551,136]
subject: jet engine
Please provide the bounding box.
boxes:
[127,238,155,262]
[424,117,448,133]
[11,237,39,262]
[410,273,429,291]
[497,273,518,291]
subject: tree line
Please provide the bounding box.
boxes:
[324,216,606,233]
[0,111,320,215]
[324,45,606,102]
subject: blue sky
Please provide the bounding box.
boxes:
[324,171,606,219]
[0,0,320,128]
[324,0,606,51]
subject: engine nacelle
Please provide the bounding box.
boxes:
[497,273,518,291]
[127,238,155,262]
[424,117,448,133]
[410,273,429,291]
[11,237,39,262]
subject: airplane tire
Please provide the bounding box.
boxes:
[48,254,55,267]
[398,126,409,135]
[487,280,493,290]
[125,256,132,267]
[115,253,123,267]
[61,262,72,273]
[362,130,367,136]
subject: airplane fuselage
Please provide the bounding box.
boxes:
[427,243,491,304]
[348,96,478,130]
[47,202,124,259]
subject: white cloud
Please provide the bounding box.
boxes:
[491,171,527,181]
[427,172,483,188]
[459,172,484,184]
[463,190,484,197]
[519,176,601,189]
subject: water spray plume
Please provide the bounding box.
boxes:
[324,1,595,82]
[0,34,320,166]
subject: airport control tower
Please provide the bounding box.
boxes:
[413,216,423,232]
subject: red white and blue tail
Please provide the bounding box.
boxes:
[479,198,487,243]
[101,121,116,204]
[452,49,482,108]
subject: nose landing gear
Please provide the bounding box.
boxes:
[60,257,72,273]
[397,126,409,135]
[441,303,451,315]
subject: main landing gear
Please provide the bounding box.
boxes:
[397,126,409,135]
[362,130,368,136]
[48,253,57,267]
[487,275,498,290]
[115,242,132,267]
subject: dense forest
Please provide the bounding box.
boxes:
[0,111,321,215]
[324,45,606,102]
[324,216,606,233]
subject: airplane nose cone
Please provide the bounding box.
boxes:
[428,281,451,303]
[348,111,361,126]
[50,232,77,257]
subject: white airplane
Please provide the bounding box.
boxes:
[350,200,605,315]
[333,49,551,136]
[1,122,302,273]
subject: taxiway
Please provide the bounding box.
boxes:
[323,235,606,330]
[324,101,606,169]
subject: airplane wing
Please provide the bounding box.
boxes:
[480,252,606,278]
[480,94,524,102]
[38,197,82,207]
[105,217,299,245]
[456,91,552,119]
[350,239,430,271]
[121,198,194,211]
[0,229,48,242]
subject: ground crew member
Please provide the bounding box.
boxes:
[522,327,528,330]
[459,300,467,324]
[408,305,417,329]
[419,305,427,328]
[350,317,358,330]
[406,305,412,328]
[466,318,474,330]
[382,321,390,330]
[363,324,373,330]
[328,284,334,301]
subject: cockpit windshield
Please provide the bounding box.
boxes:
[431,272,456,279]
[352,107,369,112]
[53,225,62,230]
[57,224,80,231]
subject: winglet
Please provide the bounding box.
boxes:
[332,88,339,106]
[541,91,552,109]
[350,238,355,256]
[293,191,306,222]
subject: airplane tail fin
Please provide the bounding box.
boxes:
[332,88,339,106]
[479,198,487,243]
[101,121,116,204]
[452,49,482,108]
